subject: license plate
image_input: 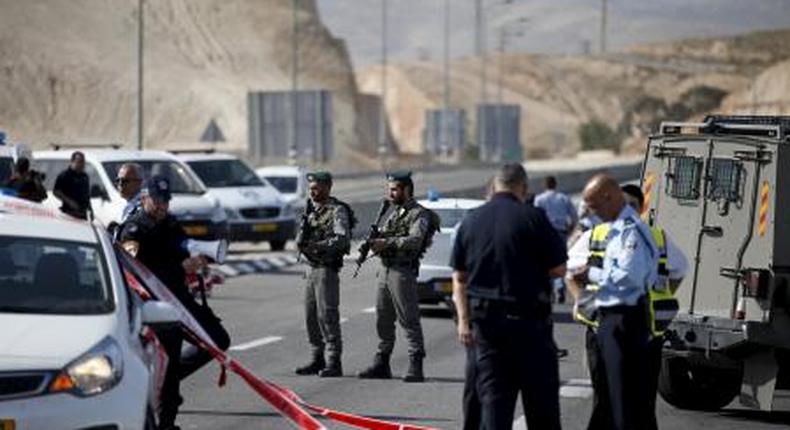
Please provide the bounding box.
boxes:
[0,419,16,430]
[253,223,278,233]
[183,225,208,236]
[434,281,453,294]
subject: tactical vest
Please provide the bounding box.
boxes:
[573,223,679,337]
[304,200,351,266]
[379,202,439,265]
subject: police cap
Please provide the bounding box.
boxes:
[142,175,172,202]
[386,170,413,184]
[306,171,333,184]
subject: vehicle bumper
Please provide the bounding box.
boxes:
[228,219,296,243]
[668,313,790,358]
[0,373,147,430]
[417,278,453,304]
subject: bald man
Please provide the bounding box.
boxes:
[570,174,659,430]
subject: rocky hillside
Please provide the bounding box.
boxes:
[358,29,790,157]
[0,0,378,168]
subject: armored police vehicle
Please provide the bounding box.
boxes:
[641,115,790,412]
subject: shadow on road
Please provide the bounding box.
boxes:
[717,409,790,425]
[419,307,454,319]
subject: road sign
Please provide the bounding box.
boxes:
[200,118,226,144]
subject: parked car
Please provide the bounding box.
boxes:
[255,165,308,211]
[0,200,175,429]
[417,197,485,307]
[34,148,229,240]
[176,152,297,250]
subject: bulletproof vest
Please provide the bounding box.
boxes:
[379,201,437,263]
[304,198,352,265]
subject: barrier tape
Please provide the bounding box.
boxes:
[117,245,439,430]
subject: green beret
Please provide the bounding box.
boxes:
[307,171,333,183]
[386,170,413,183]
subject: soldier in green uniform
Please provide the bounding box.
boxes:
[294,171,353,377]
[359,171,438,383]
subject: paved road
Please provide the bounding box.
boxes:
[176,253,790,430]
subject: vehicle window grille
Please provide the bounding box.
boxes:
[668,156,702,200]
[708,159,742,202]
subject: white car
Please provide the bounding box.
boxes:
[176,152,297,250]
[255,165,308,211]
[0,200,175,429]
[34,149,229,240]
[417,197,485,306]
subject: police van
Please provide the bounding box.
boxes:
[34,148,229,240]
[642,116,790,412]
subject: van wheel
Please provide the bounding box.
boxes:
[269,240,287,251]
[658,356,741,411]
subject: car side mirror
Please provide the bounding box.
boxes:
[90,184,109,201]
[141,301,180,327]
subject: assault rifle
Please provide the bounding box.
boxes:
[353,199,391,278]
[296,198,315,263]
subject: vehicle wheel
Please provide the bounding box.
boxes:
[143,406,157,430]
[658,356,741,411]
[269,240,287,251]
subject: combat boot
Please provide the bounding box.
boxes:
[357,353,392,379]
[318,358,343,378]
[294,353,325,376]
[403,356,424,383]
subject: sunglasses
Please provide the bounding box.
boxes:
[115,177,141,186]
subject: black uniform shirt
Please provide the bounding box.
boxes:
[450,192,567,306]
[119,211,192,304]
[54,168,91,219]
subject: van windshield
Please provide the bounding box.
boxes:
[0,237,114,315]
[103,161,205,195]
[264,176,298,194]
[187,159,264,188]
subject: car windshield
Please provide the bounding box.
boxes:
[0,237,114,315]
[187,159,264,188]
[433,208,469,229]
[103,160,205,195]
[264,176,298,194]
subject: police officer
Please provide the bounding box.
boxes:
[535,175,577,303]
[119,175,230,430]
[358,171,435,383]
[452,163,567,429]
[294,171,353,378]
[569,174,659,430]
[115,163,144,223]
[53,151,91,220]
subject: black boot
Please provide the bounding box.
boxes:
[318,358,343,378]
[294,354,325,376]
[358,353,392,379]
[403,356,424,383]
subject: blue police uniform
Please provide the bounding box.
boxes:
[587,204,658,430]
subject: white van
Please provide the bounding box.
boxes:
[34,148,229,240]
[176,152,296,250]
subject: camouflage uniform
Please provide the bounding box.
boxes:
[374,198,431,360]
[296,196,351,373]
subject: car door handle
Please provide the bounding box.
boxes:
[702,226,723,237]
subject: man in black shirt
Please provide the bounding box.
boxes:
[119,175,230,430]
[53,151,91,219]
[451,163,567,430]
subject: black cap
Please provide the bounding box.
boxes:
[306,171,333,184]
[386,170,412,183]
[143,175,172,202]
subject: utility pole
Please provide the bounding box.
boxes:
[289,0,299,166]
[136,0,144,150]
[600,0,608,54]
[378,0,388,168]
[441,0,451,159]
[476,0,487,161]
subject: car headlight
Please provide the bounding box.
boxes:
[224,207,240,220]
[211,205,228,223]
[49,337,123,397]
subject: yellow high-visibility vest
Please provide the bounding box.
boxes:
[573,223,679,336]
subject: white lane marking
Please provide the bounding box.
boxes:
[234,262,256,274]
[340,317,349,324]
[229,336,283,351]
[560,385,594,398]
[361,307,376,314]
[565,378,592,387]
[512,415,527,430]
[252,260,273,271]
[216,265,239,277]
[268,257,288,268]
[282,254,299,264]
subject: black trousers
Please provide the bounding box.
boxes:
[157,302,231,426]
[473,315,561,430]
[463,345,482,430]
[645,336,664,430]
[585,327,612,430]
[592,304,651,430]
